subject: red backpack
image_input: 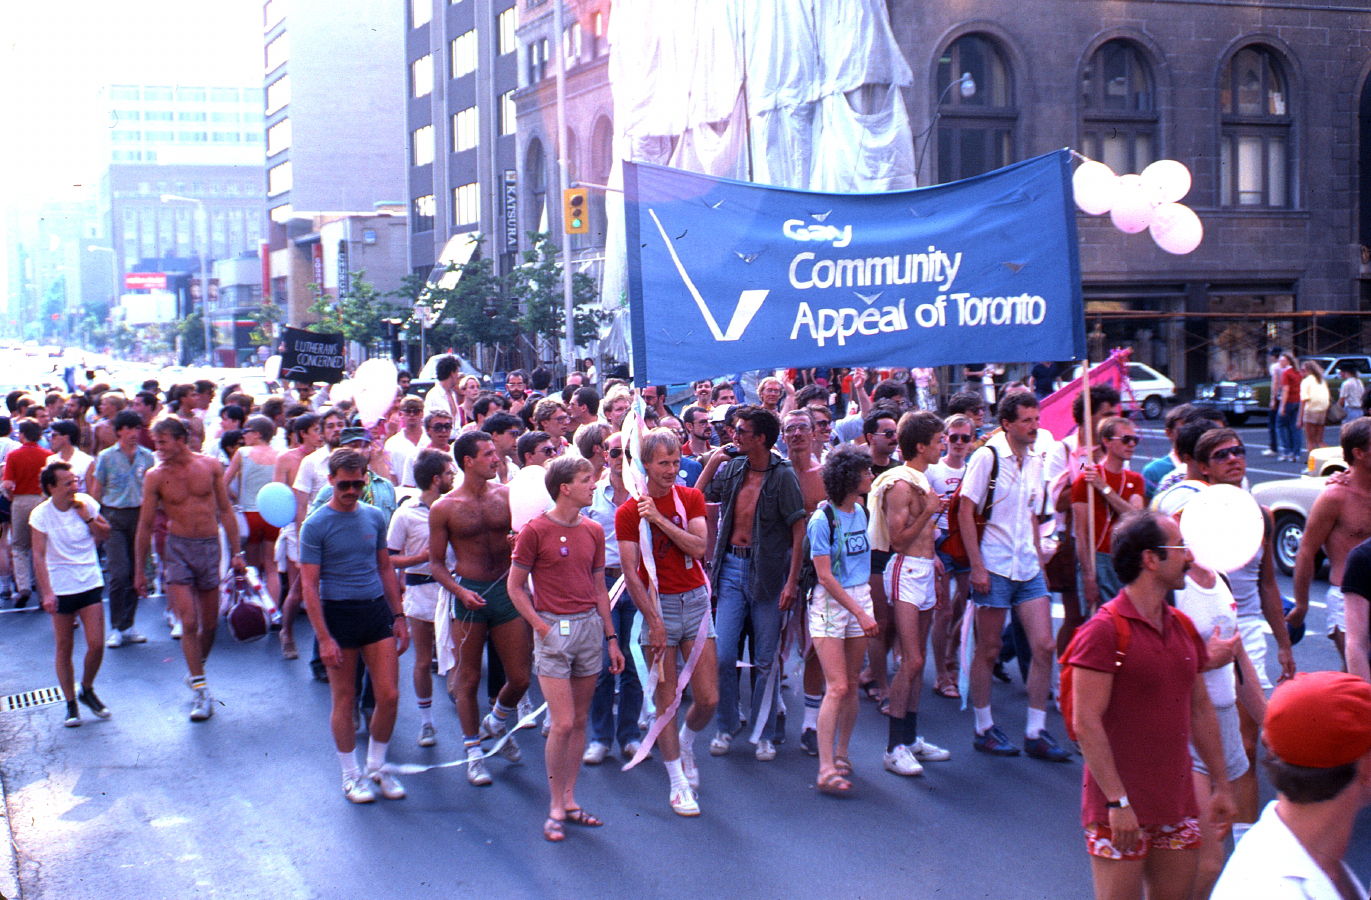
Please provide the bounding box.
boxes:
[1058,600,1200,742]
[941,446,998,567]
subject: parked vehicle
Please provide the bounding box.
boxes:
[1195,354,1371,426]
[1069,361,1176,420]
[1250,474,1328,576]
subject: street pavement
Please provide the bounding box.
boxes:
[1,419,1366,899]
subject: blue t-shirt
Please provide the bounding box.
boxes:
[807,503,871,587]
[300,502,388,600]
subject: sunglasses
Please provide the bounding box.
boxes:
[1210,445,1246,462]
[1109,435,1140,446]
[783,424,812,434]
[874,429,897,439]
[608,447,624,459]
[431,423,453,432]
[335,479,366,492]
[536,446,556,456]
[946,433,973,444]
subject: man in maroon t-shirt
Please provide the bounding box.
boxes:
[617,428,714,817]
[1069,510,1235,899]
[508,456,623,843]
[1,419,52,607]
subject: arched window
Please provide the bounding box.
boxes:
[589,116,614,244]
[524,139,547,236]
[1219,45,1292,208]
[934,34,1016,183]
[1081,40,1158,175]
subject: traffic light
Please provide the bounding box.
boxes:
[563,187,588,234]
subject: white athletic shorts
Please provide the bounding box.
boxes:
[403,582,441,622]
[274,522,300,570]
[885,554,937,611]
[808,582,873,640]
[1236,614,1273,691]
[1326,584,1345,636]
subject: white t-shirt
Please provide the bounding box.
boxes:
[60,448,96,492]
[386,431,424,486]
[30,493,104,595]
[1175,572,1238,707]
[292,446,331,502]
[926,460,966,533]
[387,499,434,576]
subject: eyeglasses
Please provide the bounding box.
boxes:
[1210,445,1247,462]
[947,433,973,444]
[608,447,624,459]
[1108,435,1140,446]
[335,479,366,492]
[783,424,812,434]
[431,423,453,432]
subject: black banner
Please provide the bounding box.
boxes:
[279,325,345,384]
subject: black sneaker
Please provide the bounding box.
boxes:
[1024,730,1072,763]
[77,686,111,719]
[311,661,329,683]
[972,725,1020,756]
[800,728,819,756]
[13,592,29,609]
[63,701,81,728]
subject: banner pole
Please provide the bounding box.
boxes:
[1081,356,1097,606]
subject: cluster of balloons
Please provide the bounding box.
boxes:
[1073,158,1204,255]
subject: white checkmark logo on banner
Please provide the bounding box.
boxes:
[648,208,767,342]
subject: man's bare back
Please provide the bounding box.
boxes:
[148,453,226,539]
[275,445,309,486]
[433,482,512,581]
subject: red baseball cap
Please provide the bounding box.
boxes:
[1264,672,1371,768]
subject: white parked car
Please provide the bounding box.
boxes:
[1069,361,1178,420]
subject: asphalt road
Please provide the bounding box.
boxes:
[0,419,1364,900]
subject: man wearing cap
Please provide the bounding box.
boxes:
[1212,671,1371,899]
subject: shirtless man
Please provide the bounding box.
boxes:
[1295,417,1371,666]
[169,384,206,452]
[91,392,127,455]
[871,411,953,776]
[273,413,321,659]
[134,418,244,721]
[429,430,532,785]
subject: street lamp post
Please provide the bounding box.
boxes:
[160,193,214,365]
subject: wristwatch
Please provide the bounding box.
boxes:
[605,633,618,642]
[1099,484,1113,496]
[1106,795,1130,809]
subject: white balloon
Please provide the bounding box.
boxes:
[1109,176,1154,234]
[1072,160,1119,216]
[508,467,554,532]
[1140,159,1192,205]
[1150,203,1204,255]
[1179,484,1263,574]
[352,358,398,426]
[264,354,282,382]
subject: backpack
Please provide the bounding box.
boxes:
[940,446,999,568]
[797,503,840,605]
[1058,600,1201,741]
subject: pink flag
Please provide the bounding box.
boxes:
[1038,348,1132,441]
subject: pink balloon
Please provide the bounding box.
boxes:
[1149,203,1204,254]
[1110,177,1154,234]
[1141,159,1192,205]
[1072,160,1118,216]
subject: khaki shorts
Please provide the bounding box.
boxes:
[533,609,603,679]
[808,582,873,639]
[164,533,221,592]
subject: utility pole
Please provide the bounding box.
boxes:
[552,0,575,380]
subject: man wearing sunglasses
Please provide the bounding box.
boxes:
[300,448,409,804]
[399,412,455,488]
[385,397,426,486]
[483,412,524,483]
[429,430,531,786]
[1072,417,1146,613]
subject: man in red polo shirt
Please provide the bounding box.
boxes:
[1069,509,1236,900]
[2,419,53,607]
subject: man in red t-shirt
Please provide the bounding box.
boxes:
[616,428,714,817]
[2,419,52,607]
[508,456,624,843]
[1276,353,1303,461]
[1069,510,1235,899]
[1071,416,1146,612]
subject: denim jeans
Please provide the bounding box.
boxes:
[1278,401,1303,457]
[589,594,642,747]
[714,554,783,740]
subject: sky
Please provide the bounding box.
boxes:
[0,0,263,208]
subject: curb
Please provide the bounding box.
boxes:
[0,764,19,900]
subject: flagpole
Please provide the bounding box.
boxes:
[1081,357,1097,605]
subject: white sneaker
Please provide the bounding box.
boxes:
[493,732,522,764]
[755,739,777,762]
[623,740,645,761]
[669,786,701,817]
[582,741,610,765]
[189,687,213,721]
[122,630,148,644]
[478,711,507,740]
[417,723,437,747]
[368,768,406,800]
[679,727,700,789]
[515,695,535,728]
[1261,448,1277,457]
[884,744,924,776]
[708,731,732,756]
[466,753,493,786]
[910,737,951,762]
[105,630,124,648]
[342,773,376,803]
[170,621,183,640]
[540,717,551,738]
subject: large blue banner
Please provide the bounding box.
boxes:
[624,150,1085,385]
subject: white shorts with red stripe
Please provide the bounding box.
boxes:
[885,554,936,611]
